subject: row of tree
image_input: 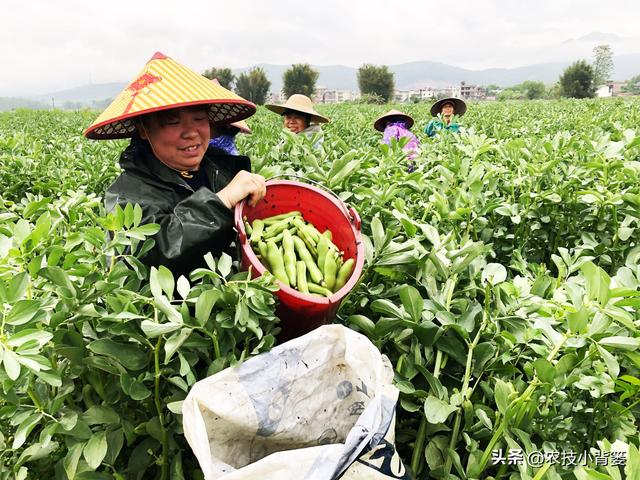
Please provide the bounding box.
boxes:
[204,65,320,104]
[493,45,638,100]
[203,63,394,104]
[204,44,636,104]
[204,67,271,104]
[494,63,597,101]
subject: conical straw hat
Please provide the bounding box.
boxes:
[373,109,415,132]
[265,94,329,123]
[229,119,252,135]
[84,52,256,139]
[430,97,467,117]
[210,78,252,134]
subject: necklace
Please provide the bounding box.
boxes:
[179,170,194,179]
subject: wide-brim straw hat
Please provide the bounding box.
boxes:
[430,97,467,117]
[84,52,256,140]
[373,109,415,132]
[229,120,251,135]
[209,78,252,135]
[265,94,329,124]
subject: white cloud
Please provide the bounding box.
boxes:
[2,0,639,95]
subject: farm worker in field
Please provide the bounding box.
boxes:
[208,78,252,156]
[374,109,420,171]
[209,119,251,156]
[84,52,266,277]
[425,97,467,137]
[265,94,329,148]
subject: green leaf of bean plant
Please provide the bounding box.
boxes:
[424,395,457,424]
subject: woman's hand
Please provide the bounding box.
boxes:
[217,171,266,209]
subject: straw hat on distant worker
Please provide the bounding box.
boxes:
[265,94,329,149]
[266,94,329,124]
[425,97,467,138]
[373,109,420,169]
[429,97,467,117]
[373,109,415,132]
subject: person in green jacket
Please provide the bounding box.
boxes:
[84,52,266,277]
[425,97,467,137]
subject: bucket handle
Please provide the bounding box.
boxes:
[267,173,361,231]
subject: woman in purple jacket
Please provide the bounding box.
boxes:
[374,109,420,171]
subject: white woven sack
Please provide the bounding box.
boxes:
[183,324,409,480]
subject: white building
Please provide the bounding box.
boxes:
[394,87,436,102]
[596,85,613,98]
[596,81,628,97]
[268,88,360,104]
[435,86,462,99]
[313,87,360,104]
[266,91,287,104]
[460,82,487,100]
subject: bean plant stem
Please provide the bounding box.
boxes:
[477,331,571,475]
[410,349,445,477]
[410,416,427,478]
[153,334,169,480]
[513,332,570,426]
[619,398,640,417]
[611,205,619,268]
[531,463,551,480]
[444,283,492,476]
[590,399,603,447]
[27,387,43,411]
[211,331,221,359]
[433,349,443,379]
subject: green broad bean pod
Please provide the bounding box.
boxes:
[266,239,289,286]
[248,211,355,297]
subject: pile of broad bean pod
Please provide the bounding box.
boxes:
[245,211,354,296]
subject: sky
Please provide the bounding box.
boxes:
[2,0,640,96]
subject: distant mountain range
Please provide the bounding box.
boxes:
[3,54,639,110]
[237,54,640,91]
[29,82,128,104]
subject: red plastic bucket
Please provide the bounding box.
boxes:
[234,179,365,340]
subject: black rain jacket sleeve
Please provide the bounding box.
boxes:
[104,137,251,277]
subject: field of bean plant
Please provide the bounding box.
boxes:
[0,98,639,479]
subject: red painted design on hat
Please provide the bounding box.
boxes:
[150,52,168,61]
[124,72,162,114]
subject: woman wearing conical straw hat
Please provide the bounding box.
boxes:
[84,52,266,276]
[425,97,467,137]
[265,94,329,149]
[373,109,421,171]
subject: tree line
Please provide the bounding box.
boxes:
[205,45,637,105]
[203,63,403,105]
[498,45,616,100]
